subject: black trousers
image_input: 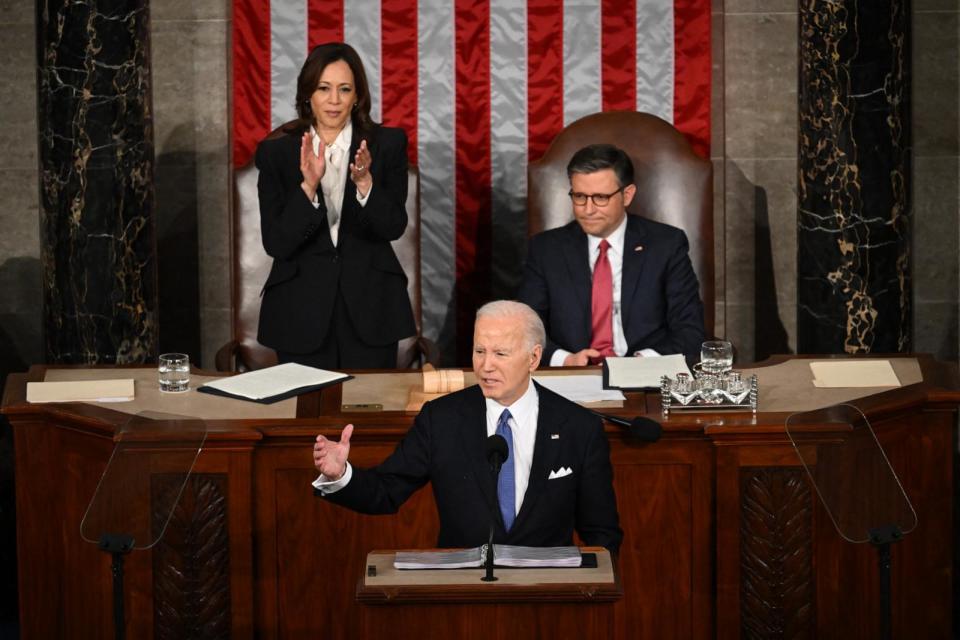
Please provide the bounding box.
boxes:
[276,289,397,369]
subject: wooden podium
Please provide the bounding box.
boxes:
[356,548,620,638]
[2,355,956,639]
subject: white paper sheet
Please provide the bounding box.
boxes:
[532,374,626,403]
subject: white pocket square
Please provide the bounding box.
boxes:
[548,466,573,480]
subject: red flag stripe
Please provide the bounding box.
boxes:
[527,0,564,161]
[673,0,711,157]
[600,0,636,111]
[381,0,419,165]
[308,0,344,50]
[232,0,272,167]
[454,0,492,362]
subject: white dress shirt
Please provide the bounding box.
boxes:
[483,379,539,517]
[313,379,541,517]
[310,121,370,246]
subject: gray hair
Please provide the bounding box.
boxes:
[475,300,545,351]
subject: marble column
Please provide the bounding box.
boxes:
[797,0,911,353]
[37,1,157,364]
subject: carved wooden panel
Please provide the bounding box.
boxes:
[740,468,814,639]
[153,473,231,640]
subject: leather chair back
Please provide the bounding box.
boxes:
[227,144,423,370]
[527,111,714,336]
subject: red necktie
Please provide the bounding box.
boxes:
[590,239,615,361]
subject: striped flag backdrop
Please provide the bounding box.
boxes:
[233,0,711,363]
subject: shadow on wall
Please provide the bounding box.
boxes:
[0,255,42,636]
[726,161,791,361]
[752,176,791,361]
[155,125,204,363]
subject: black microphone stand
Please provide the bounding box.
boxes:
[482,434,508,582]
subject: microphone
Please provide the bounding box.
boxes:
[591,411,662,442]
[485,434,509,471]
[482,434,509,582]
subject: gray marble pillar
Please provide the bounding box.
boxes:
[37,1,157,364]
[797,0,911,353]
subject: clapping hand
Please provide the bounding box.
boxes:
[300,131,326,201]
[349,139,372,196]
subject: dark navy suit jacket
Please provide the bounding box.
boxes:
[319,382,623,553]
[254,124,415,354]
[518,214,705,362]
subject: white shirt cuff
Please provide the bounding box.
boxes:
[311,192,321,209]
[312,462,353,494]
[356,184,372,205]
[634,348,661,357]
[550,348,572,367]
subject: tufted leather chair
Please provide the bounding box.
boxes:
[527,111,714,337]
[216,126,437,371]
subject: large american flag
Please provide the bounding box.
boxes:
[233,0,711,362]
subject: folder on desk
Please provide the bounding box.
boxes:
[198,363,352,403]
[27,379,136,403]
[602,354,692,390]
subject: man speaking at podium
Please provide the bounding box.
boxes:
[312,300,622,553]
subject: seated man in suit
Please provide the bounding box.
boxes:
[518,143,705,365]
[312,300,622,553]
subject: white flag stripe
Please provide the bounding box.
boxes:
[490,0,528,297]
[345,1,383,123]
[563,0,602,126]
[636,0,674,121]
[270,0,306,128]
[418,0,457,345]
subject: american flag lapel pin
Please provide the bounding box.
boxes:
[551,433,560,440]
[635,245,644,252]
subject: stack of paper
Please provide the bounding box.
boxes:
[604,353,692,389]
[809,360,901,388]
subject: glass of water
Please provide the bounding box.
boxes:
[700,340,733,375]
[158,353,190,392]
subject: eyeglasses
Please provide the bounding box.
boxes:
[568,187,624,207]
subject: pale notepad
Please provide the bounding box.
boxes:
[27,379,135,403]
[604,354,692,389]
[809,360,901,388]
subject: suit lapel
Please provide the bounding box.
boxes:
[561,224,593,340]
[458,387,503,528]
[620,215,649,333]
[512,382,565,534]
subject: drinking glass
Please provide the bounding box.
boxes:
[158,353,190,392]
[700,340,733,375]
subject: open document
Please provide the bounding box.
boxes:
[394,545,582,569]
[198,362,351,403]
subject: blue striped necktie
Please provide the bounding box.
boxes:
[496,409,515,531]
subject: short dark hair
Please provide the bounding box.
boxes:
[295,42,375,135]
[566,144,634,189]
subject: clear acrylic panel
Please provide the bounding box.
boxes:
[785,404,916,544]
[80,411,206,550]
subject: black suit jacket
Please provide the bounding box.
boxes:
[518,215,705,362]
[320,382,623,553]
[254,124,416,353]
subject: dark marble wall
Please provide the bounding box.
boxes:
[37,0,157,364]
[797,0,912,354]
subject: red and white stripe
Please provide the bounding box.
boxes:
[233,0,711,362]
